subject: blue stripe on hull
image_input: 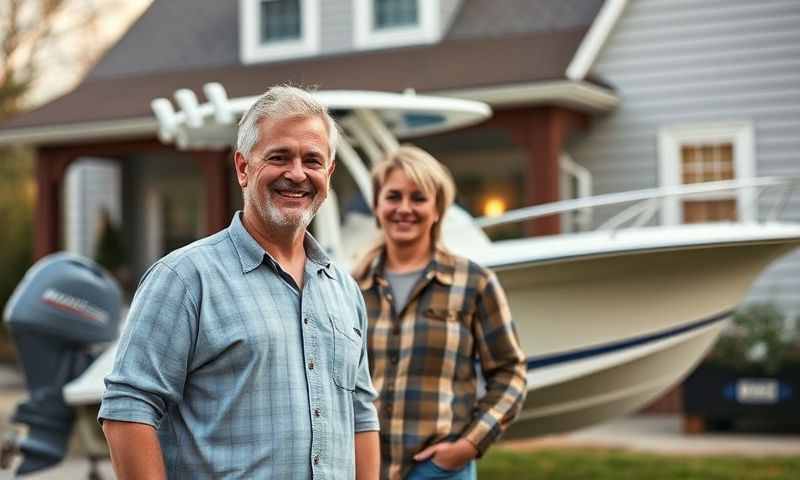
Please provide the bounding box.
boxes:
[527,310,732,371]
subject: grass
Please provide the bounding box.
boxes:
[477,447,800,479]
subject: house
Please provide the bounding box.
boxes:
[0,0,615,271]
[0,0,798,412]
[569,0,800,323]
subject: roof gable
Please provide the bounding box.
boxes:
[0,0,610,142]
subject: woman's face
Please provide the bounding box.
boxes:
[375,168,440,249]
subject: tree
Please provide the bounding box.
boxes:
[2,0,95,118]
[1,0,152,120]
[0,146,33,321]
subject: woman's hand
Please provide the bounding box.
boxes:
[413,438,478,471]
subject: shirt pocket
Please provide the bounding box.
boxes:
[424,307,472,326]
[422,307,474,371]
[329,313,361,392]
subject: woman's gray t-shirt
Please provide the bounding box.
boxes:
[385,267,426,314]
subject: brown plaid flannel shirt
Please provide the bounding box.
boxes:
[353,246,527,479]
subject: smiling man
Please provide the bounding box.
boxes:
[99,86,380,480]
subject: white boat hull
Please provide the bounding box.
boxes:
[481,232,800,437]
[508,318,727,437]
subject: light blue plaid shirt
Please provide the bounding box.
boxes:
[99,213,379,479]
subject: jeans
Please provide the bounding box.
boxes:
[406,459,477,480]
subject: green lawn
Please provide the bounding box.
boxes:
[477,447,800,479]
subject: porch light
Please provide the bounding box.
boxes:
[483,196,507,217]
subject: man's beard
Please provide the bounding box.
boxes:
[247,179,326,232]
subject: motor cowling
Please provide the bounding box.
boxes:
[2,253,122,476]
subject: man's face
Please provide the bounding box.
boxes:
[235,115,335,232]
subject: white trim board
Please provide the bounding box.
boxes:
[239,0,320,64]
[658,121,756,225]
[441,81,619,112]
[353,0,440,50]
[566,0,628,81]
[0,117,157,146]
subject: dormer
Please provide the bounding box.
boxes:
[239,0,321,64]
[354,0,441,51]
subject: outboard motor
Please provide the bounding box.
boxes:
[1,253,121,476]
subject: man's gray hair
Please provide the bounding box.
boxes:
[236,85,338,161]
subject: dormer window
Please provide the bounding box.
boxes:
[261,0,301,42]
[240,0,320,64]
[354,0,440,50]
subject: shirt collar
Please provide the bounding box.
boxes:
[354,243,455,290]
[304,232,335,278]
[228,212,333,276]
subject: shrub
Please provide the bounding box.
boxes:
[0,148,34,316]
[708,303,799,374]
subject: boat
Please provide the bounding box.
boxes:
[64,84,800,438]
[471,197,800,437]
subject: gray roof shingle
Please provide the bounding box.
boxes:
[447,0,605,40]
[0,0,606,138]
[88,0,240,80]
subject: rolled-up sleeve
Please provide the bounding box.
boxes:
[352,285,380,433]
[98,262,199,428]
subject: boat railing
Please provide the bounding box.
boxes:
[475,177,800,233]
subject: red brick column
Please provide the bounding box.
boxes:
[195,149,232,235]
[33,149,75,260]
[489,107,589,236]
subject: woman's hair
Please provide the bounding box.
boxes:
[371,144,456,246]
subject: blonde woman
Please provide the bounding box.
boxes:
[353,145,527,479]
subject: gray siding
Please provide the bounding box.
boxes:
[441,0,463,32]
[322,0,466,54]
[321,0,355,54]
[570,0,800,317]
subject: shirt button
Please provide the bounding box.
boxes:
[313,455,320,465]
[390,353,399,364]
[314,408,321,417]
[308,361,315,370]
[304,317,309,325]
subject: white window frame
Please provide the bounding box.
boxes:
[239,0,320,64]
[559,153,593,233]
[658,121,755,225]
[354,0,440,50]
